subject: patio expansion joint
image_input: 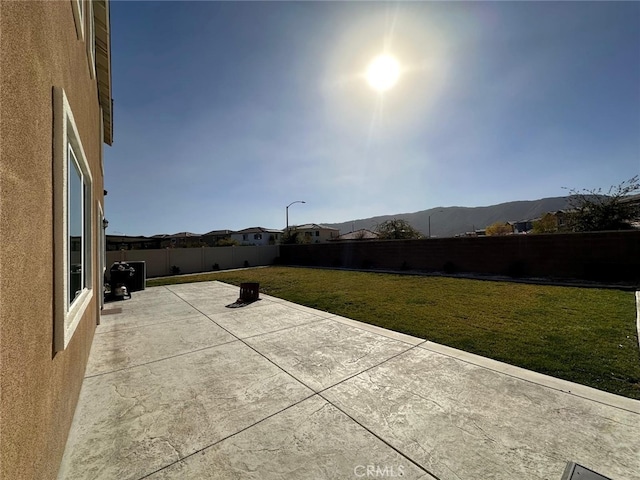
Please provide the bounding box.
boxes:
[237,316,328,341]
[135,391,319,480]
[163,286,321,393]
[136,341,433,480]
[150,288,439,478]
[83,339,241,379]
[313,343,441,480]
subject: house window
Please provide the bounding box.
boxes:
[243,234,248,241]
[68,146,87,304]
[315,231,320,236]
[71,0,85,40]
[254,233,262,240]
[53,87,93,352]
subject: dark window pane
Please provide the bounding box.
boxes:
[68,146,83,305]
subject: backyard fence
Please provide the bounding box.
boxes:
[106,245,280,278]
[280,231,640,284]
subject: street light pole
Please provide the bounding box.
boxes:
[428,209,444,238]
[286,200,306,232]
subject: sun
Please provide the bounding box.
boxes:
[366,54,400,92]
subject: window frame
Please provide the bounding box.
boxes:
[98,203,105,313]
[53,87,94,352]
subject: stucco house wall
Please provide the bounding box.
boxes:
[294,224,340,243]
[232,227,283,246]
[0,2,111,479]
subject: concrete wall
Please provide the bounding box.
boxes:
[0,2,105,479]
[107,246,280,278]
[280,231,640,283]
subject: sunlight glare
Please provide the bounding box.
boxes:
[366,54,400,92]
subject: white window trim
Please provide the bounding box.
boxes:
[99,106,104,175]
[98,202,105,314]
[53,87,94,352]
[71,0,85,41]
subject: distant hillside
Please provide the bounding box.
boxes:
[323,197,571,238]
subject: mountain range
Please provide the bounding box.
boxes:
[323,197,571,238]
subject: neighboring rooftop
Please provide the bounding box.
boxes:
[294,223,339,230]
[335,229,380,240]
[234,227,283,234]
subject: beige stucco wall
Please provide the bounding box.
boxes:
[0,2,105,479]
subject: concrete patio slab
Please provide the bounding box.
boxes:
[322,347,640,480]
[59,342,313,480]
[86,315,236,376]
[146,395,435,480]
[59,281,640,480]
[99,299,200,332]
[419,342,640,413]
[210,302,324,339]
[245,318,415,392]
[330,314,425,346]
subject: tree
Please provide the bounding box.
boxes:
[280,228,303,245]
[485,221,513,236]
[532,213,558,234]
[375,219,423,240]
[215,237,239,247]
[564,176,640,232]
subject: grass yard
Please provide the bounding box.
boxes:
[147,267,640,399]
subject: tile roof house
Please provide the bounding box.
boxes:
[201,229,234,246]
[157,231,204,247]
[292,223,340,243]
[0,1,113,478]
[231,227,283,246]
[334,229,380,241]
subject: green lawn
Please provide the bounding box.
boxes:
[148,267,640,399]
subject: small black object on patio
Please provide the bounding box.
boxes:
[225,282,260,308]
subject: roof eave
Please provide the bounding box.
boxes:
[94,0,113,145]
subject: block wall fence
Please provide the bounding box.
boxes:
[280,231,640,283]
[107,245,280,278]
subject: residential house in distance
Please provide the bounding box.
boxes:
[510,220,534,234]
[106,234,162,251]
[232,227,283,246]
[293,223,340,243]
[334,229,380,241]
[153,231,204,248]
[0,1,113,479]
[202,229,234,246]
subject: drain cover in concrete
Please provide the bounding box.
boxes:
[562,462,612,480]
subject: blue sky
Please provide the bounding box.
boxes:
[105,1,640,236]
